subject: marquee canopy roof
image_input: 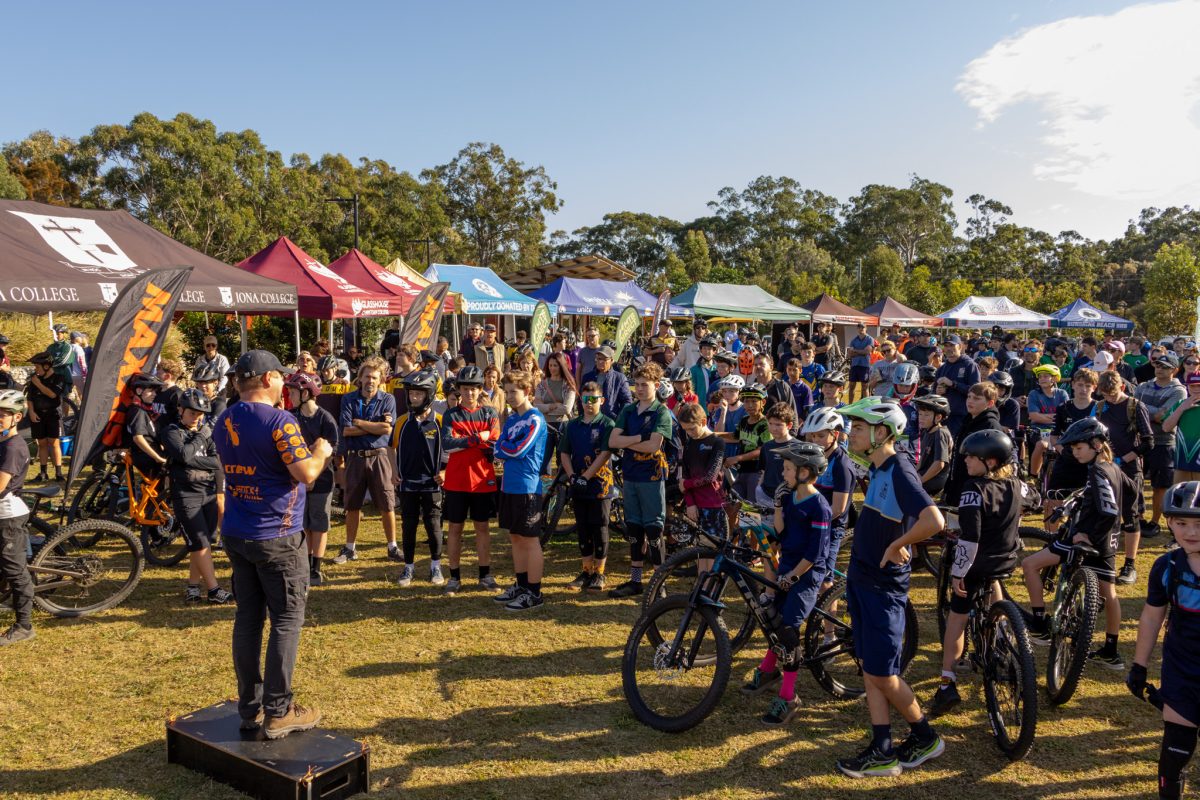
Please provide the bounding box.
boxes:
[236,237,398,319]
[673,282,811,321]
[423,263,551,316]
[328,249,455,315]
[0,199,297,314]
[525,278,691,317]
[938,295,1051,329]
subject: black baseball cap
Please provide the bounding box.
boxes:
[235,350,287,379]
[1156,352,1180,368]
[483,323,497,332]
[943,334,963,345]
[420,349,439,363]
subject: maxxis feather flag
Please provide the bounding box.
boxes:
[613,305,641,363]
[652,290,670,333]
[399,281,451,352]
[66,267,193,492]
[529,301,552,358]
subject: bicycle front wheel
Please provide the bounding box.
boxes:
[982,600,1038,761]
[140,516,189,567]
[1046,567,1099,706]
[537,482,571,548]
[622,594,731,733]
[31,518,144,617]
[643,547,755,658]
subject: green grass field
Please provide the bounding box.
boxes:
[0,495,1178,800]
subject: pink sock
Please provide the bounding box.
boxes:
[759,650,778,673]
[779,671,798,701]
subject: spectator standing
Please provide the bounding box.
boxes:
[677,318,711,371]
[582,346,632,419]
[333,357,400,563]
[459,322,482,365]
[847,323,876,403]
[473,323,507,370]
[195,335,231,393]
[934,335,981,439]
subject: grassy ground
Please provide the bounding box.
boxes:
[0,490,1177,800]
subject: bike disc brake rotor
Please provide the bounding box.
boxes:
[652,642,687,680]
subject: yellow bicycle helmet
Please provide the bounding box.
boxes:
[1032,363,1061,382]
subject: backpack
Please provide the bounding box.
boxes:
[1163,548,1200,617]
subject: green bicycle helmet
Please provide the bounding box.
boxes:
[836,396,909,465]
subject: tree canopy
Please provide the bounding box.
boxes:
[5,112,1199,333]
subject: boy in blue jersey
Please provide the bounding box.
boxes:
[741,441,831,726]
[834,398,946,779]
[1129,481,1200,800]
[493,370,549,611]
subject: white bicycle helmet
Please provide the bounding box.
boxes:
[801,406,843,436]
[717,374,745,391]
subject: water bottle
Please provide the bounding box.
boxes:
[759,592,783,631]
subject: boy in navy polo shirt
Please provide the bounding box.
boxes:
[834,398,946,778]
[1129,481,1200,799]
[608,362,674,598]
[559,382,616,592]
[493,370,549,611]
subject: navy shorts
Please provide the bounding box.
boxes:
[1160,660,1200,726]
[777,569,824,629]
[846,579,906,677]
[1148,444,1176,489]
[849,365,870,383]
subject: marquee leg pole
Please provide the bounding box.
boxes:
[239,315,248,355]
[294,311,302,361]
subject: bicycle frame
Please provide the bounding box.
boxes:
[121,452,171,527]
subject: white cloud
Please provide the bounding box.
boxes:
[957,1,1200,201]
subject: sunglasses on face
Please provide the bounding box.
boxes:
[582,396,602,403]
[1188,361,1199,367]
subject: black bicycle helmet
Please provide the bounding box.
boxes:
[960,429,1013,465]
[918,364,937,382]
[1057,417,1109,447]
[128,371,164,392]
[667,366,690,383]
[455,365,484,386]
[192,360,223,383]
[699,336,719,349]
[818,371,846,386]
[988,370,1014,389]
[913,394,951,417]
[403,369,439,393]
[779,441,828,476]
[1163,481,1200,518]
[177,387,212,414]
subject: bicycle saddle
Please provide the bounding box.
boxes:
[21,485,61,498]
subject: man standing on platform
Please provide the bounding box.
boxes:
[213,351,333,740]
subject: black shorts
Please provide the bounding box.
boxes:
[849,365,870,383]
[444,490,494,525]
[948,572,1009,615]
[498,492,542,538]
[29,413,61,440]
[1047,456,1088,492]
[573,496,611,528]
[1148,444,1176,489]
[1047,539,1117,583]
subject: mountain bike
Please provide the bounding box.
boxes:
[939,567,1039,760]
[69,450,188,566]
[622,525,918,732]
[0,485,143,617]
[1038,488,1102,707]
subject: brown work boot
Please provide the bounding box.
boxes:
[263,703,322,740]
[239,710,265,731]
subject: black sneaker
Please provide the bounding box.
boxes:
[309,567,324,587]
[1140,519,1161,538]
[896,732,945,769]
[0,624,35,645]
[1088,648,1126,671]
[927,683,961,718]
[37,471,48,483]
[761,696,800,725]
[585,572,607,592]
[835,744,902,778]
[568,570,591,589]
[184,585,202,604]
[740,667,782,695]
[1024,612,1050,646]
[505,588,545,611]
[387,546,403,562]
[608,580,644,598]
[493,583,523,603]
[331,545,357,565]
[1117,563,1137,585]
[207,587,235,604]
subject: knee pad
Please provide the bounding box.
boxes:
[772,626,802,667]
[624,523,644,546]
[645,525,663,545]
[1160,721,1198,799]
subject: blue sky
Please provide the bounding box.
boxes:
[4,0,1196,243]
